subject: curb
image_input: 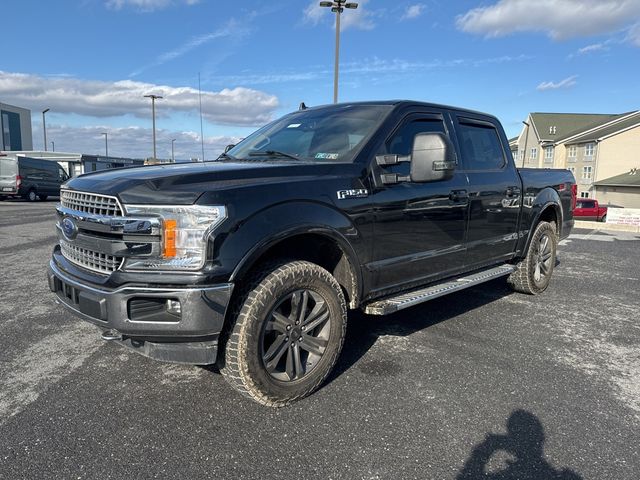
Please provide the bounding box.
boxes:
[574,220,640,233]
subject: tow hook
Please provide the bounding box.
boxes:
[101,329,122,341]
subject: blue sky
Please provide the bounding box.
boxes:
[1,0,639,159]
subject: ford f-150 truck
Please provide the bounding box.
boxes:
[48,101,576,406]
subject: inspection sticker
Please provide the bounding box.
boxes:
[315,153,340,160]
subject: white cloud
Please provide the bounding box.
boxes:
[105,0,199,12]
[577,43,609,54]
[0,71,279,126]
[456,0,640,42]
[627,23,640,46]
[303,0,377,31]
[130,20,249,76]
[536,75,578,91]
[400,4,425,21]
[35,123,240,161]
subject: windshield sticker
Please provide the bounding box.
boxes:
[315,153,339,160]
[287,123,302,128]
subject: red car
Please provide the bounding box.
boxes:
[574,199,610,222]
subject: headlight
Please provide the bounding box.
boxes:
[122,205,226,271]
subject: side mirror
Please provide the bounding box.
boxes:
[224,144,235,153]
[409,132,457,183]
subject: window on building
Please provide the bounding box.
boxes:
[568,145,577,158]
[544,146,554,162]
[579,192,590,198]
[582,165,593,180]
[567,166,576,176]
[530,147,537,160]
[585,143,595,157]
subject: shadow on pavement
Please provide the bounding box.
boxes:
[457,410,582,480]
[328,278,515,384]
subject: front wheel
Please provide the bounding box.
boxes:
[219,260,347,407]
[507,221,557,295]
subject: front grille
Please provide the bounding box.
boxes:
[61,190,123,216]
[60,240,123,274]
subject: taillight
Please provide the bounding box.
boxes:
[16,175,22,189]
[571,183,577,211]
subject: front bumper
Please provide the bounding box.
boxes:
[48,260,234,364]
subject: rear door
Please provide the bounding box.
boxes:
[0,158,18,193]
[368,111,469,292]
[451,113,521,270]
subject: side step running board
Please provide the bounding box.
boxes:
[364,264,516,315]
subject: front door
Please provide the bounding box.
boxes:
[368,113,469,294]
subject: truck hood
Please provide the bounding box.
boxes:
[64,160,346,205]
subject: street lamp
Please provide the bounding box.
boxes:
[319,1,358,103]
[101,132,109,159]
[521,120,530,168]
[144,94,163,160]
[171,138,176,162]
[42,108,50,151]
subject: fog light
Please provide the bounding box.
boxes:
[166,299,181,315]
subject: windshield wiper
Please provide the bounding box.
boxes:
[215,152,238,161]
[248,150,300,161]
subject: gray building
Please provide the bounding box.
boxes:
[0,102,33,151]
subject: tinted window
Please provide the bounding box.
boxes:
[456,121,505,170]
[578,200,595,208]
[386,119,446,156]
[382,118,447,176]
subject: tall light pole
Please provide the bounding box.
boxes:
[144,94,163,160]
[42,108,50,151]
[51,141,55,152]
[171,138,176,162]
[101,132,109,159]
[319,1,358,103]
[521,120,530,168]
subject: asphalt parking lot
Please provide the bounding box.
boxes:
[1,199,638,479]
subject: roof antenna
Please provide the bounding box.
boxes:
[299,102,307,111]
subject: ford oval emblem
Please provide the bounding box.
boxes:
[61,217,78,240]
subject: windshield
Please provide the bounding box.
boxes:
[225,104,392,163]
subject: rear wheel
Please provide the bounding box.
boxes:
[219,260,347,407]
[600,214,607,223]
[25,189,38,202]
[507,221,557,295]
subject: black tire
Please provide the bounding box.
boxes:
[25,189,38,202]
[39,194,48,201]
[600,215,607,223]
[219,260,347,407]
[507,221,557,295]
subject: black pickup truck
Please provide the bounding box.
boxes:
[48,101,576,406]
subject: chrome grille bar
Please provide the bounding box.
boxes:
[61,190,123,216]
[60,240,123,274]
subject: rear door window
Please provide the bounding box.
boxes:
[0,159,18,177]
[456,120,506,171]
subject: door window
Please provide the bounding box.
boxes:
[456,121,505,170]
[383,118,447,175]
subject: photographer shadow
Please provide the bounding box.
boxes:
[457,410,582,480]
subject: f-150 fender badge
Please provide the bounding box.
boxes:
[337,189,368,200]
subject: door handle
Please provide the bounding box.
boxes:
[449,189,469,203]
[505,186,521,197]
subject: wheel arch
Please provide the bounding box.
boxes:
[517,187,563,258]
[230,227,362,310]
